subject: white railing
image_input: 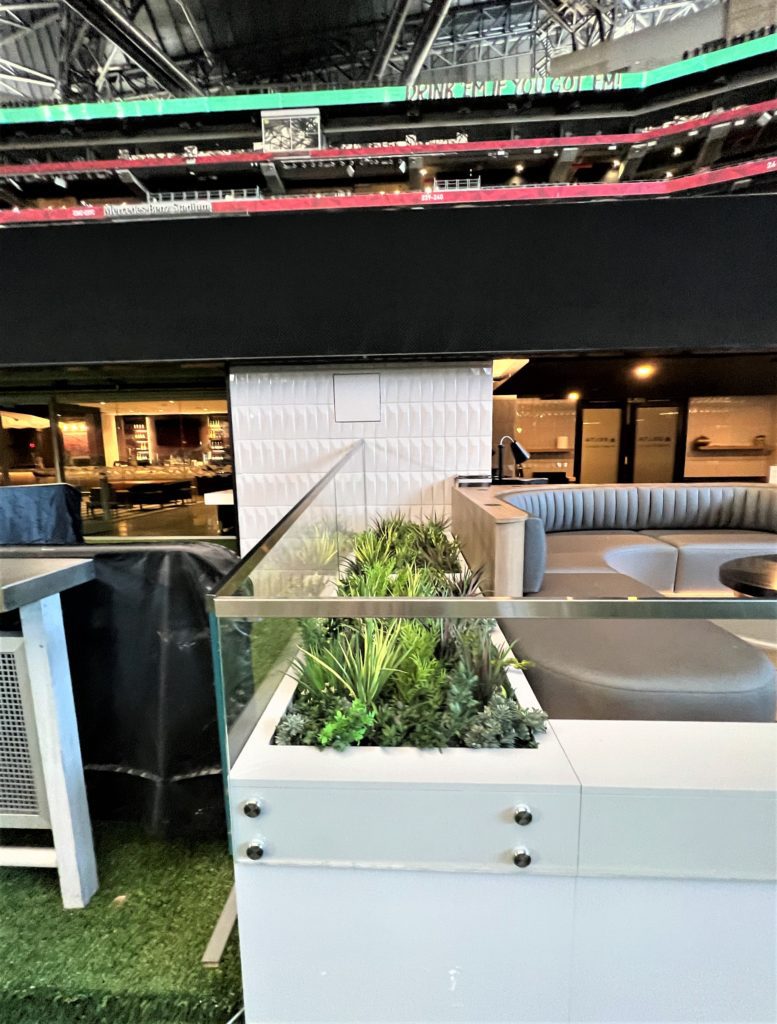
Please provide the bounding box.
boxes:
[433,177,482,191]
[149,187,263,203]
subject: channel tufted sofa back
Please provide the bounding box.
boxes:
[501,483,777,592]
[503,483,777,534]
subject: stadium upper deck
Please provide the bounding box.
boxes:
[1,33,776,225]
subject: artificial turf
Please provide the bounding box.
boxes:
[0,823,242,1024]
[250,617,298,683]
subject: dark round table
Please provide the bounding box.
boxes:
[719,554,777,598]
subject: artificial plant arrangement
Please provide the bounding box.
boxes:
[274,514,547,751]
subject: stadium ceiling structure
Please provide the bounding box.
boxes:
[0,0,721,104]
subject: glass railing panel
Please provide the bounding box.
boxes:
[211,443,367,766]
[211,445,776,775]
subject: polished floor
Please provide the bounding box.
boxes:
[82,497,224,538]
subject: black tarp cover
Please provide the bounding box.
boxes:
[0,483,83,543]
[0,543,237,838]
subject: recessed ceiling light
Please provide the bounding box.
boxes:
[633,363,657,379]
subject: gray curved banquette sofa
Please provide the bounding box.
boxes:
[496,483,777,723]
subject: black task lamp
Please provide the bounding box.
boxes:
[495,435,531,483]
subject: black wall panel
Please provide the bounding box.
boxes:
[1,195,776,367]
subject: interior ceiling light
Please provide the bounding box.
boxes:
[53,175,67,189]
[514,162,524,172]
[672,145,682,156]
[346,163,355,178]
[688,129,699,136]
[607,144,617,151]
[0,411,50,430]
[633,363,657,380]
[734,118,745,126]
[665,170,673,178]
[566,391,581,402]
[492,358,529,386]
[398,159,407,173]
[533,148,542,154]
[756,111,773,127]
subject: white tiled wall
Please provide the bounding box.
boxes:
[230,363,493,552]
[684,396,777,480]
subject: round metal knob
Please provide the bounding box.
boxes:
[513,848,531,868]
[246,842,264,861]
[514,805,533,826]
[243,800,261,818]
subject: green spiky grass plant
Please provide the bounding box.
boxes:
[297,619,409,706]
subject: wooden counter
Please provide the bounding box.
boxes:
[451,483,529,596]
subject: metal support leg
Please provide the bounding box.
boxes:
[19,595,98,909]
[202,885,237,967]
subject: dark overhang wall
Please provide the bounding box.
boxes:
[1,195,776,367]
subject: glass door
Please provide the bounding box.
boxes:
[576,404,625,483]
[630,403,682,483]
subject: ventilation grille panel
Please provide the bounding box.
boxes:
[0,648,39,816]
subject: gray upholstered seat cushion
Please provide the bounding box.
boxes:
[500,572,777,722]
[640,530,777,594]
[522,516,547,594]
[545,531,679,591]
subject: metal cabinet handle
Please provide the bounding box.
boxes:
[243,799,262,818]
[513,848,532,868]
[514,804,533,826]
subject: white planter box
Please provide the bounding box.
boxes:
[228,632,777,1024]
[230,647,584,1024]
[230,664,579,876]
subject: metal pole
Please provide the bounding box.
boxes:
[0,424,11,485]
[402,0,452,87]
[369,0,412,81]
[47,397,65,484]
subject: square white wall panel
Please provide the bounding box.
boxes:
[333,373,381,422]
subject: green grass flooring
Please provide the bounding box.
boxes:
[250,618,298,684]
[0,824,242,1024]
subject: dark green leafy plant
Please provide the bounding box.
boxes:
[463,694,548,749]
